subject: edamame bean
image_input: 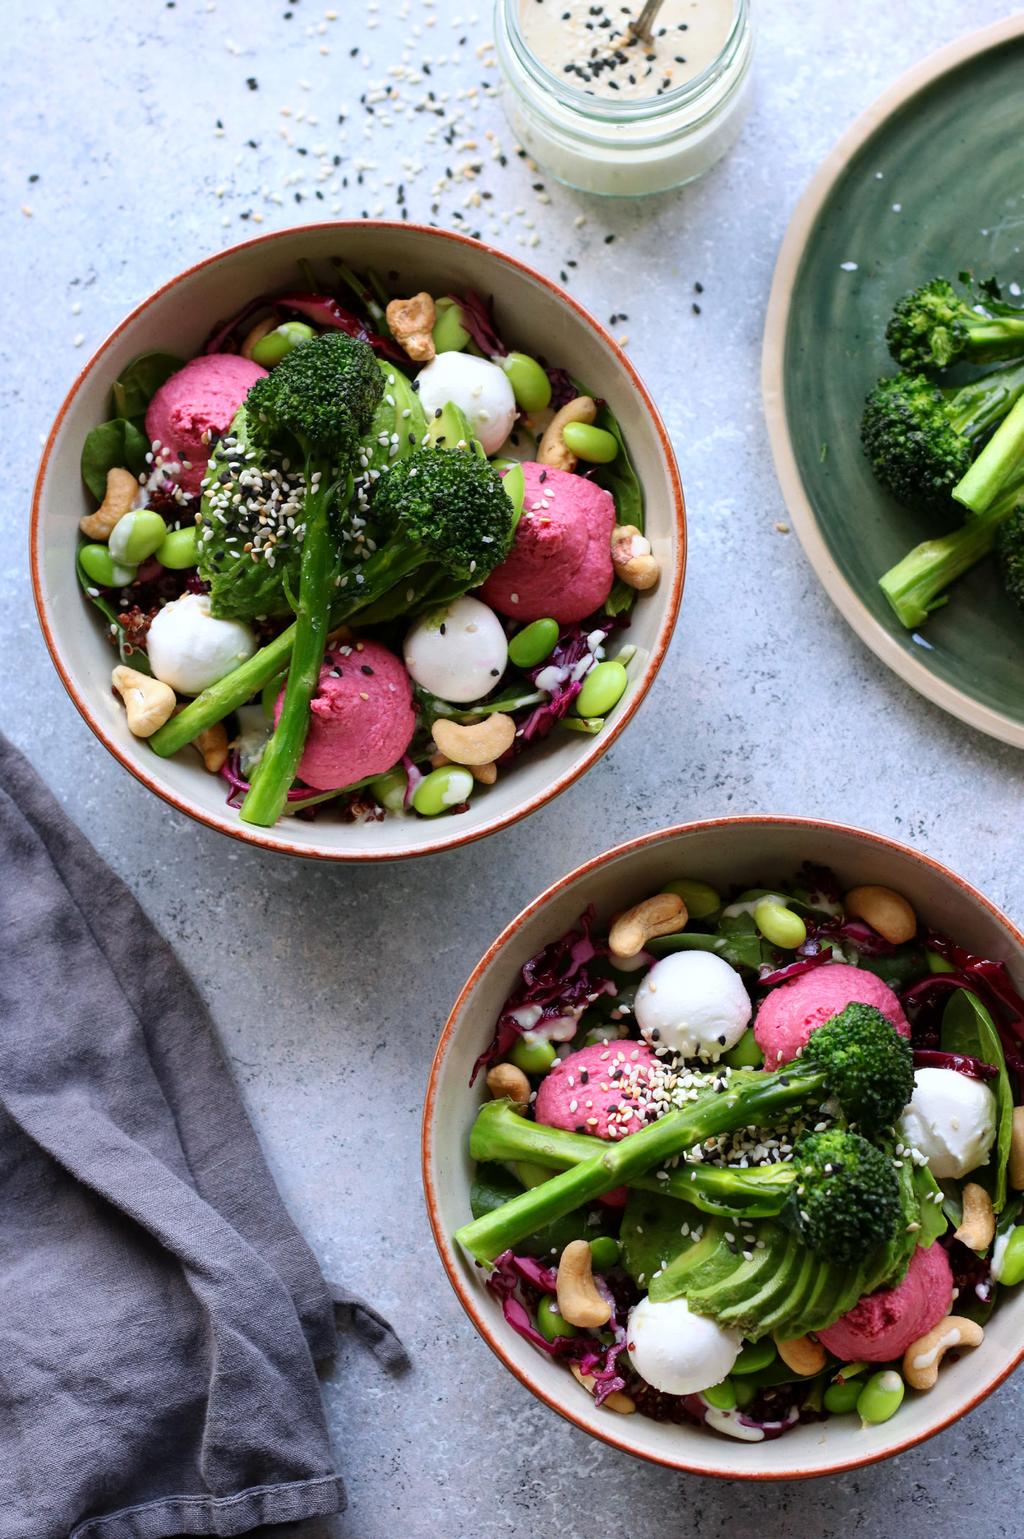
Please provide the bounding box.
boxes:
[501,351,552,412]
[732,1377,757,1409]
[514,1162,552,1189]
[156,524,200,570]
[754,897,807,951]
[79,543,137,588]
[998,1225,1024,1286]
[856,1369,904,1425]
[561,421,619,464]
[823,1379,863,1415]
[661,879,721,920]
[575,659,627,719]
[250,320,316,367]
[412,764,474,816]
[508,617,559,669]
[368,766,407,813]
[589,1236,621,1272]
[509,1034,557,1074]
[926,949,956,974]
[108,509,168,566]
[560,716,605,735]
[432,296,471,353]
[732,1339,777,1376]
[702,1380,737,1411]
[536,1295,578,1342]
[722,1029,764,1070]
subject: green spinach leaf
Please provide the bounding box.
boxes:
[941,989,1013,1210]
[111,351,183,421]
[81,418,149,500]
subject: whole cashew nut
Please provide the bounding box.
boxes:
[191,721,229,774]
[774,1333,827,1376]
[432,713,516,766]
[1009,1106,1024,1191]
[954,1182,995,1252]
[386,292,436,363]
[608,893,687,960]
[80,467,141,540]
[843,885,917,946]
[903,1315,983,1391]
[240,317,277,359]
[611,524,660,591]
[485,1062,531,1105]
[556,1239,612,1329]
[570,1363,636,1414]
[112,665,176,737]
[537,396,597,472]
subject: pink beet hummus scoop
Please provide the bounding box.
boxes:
[145,354,267,497]
[275,638,415,792]
[534,1040,661,1207]
[480,462,615,623]
[754,962,911,1067]
[818,1242,954,1363]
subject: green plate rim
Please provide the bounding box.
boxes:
[761,13,1024,750]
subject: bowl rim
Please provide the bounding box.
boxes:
[422,813,1024,1478]
[761,13,1024,751]
[31,220,686,862]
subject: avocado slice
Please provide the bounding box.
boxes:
[755,1241,823,1339]
[363,359,428,471]
[423,398,482,456]
[700,1229,806,1335]
[648,1220,737,1301]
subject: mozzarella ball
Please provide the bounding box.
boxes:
[627,1296,741,1395]
[146,592,257,696]
[416,352,516,455]
[403,595,508,704]
[634,951,752,1060]
[899,1066,997,1179]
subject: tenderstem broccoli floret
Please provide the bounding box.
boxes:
[886,277,1024,372]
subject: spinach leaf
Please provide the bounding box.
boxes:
[111,352,183,421]
[645,920,768,971]
[620,1189,691,1285]
[81,418,149,501]
[912,1161,948,1246]
[941,989,1014,1210]
[591,402,644,618]
[75,551,150,671]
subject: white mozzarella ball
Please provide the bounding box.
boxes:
[634,951,752,1060]
[627,1296,741,1395]
[899,1066,997,1179]
[416,352,516,455]
[146,592,257,696]
[403,595,508,704]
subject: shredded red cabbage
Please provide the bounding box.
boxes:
[202,290,407,362]
[450,290,506,356]
[809,914,897,957]
[219,748,327,810]
[401,753,423,810]
[513,621,611,746]
[545,366,577,409]
[485,1253,627,1405]
[758,946,832,988]
[912,1049,999,1081]
[902,930,1024,1058]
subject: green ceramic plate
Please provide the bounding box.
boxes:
[763,17,1024,747]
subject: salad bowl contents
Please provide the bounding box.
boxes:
[34,224,683,859]
[424,820,1024,1476]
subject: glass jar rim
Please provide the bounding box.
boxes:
[499,0,750,122]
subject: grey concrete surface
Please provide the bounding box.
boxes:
[5,1,1024,1535]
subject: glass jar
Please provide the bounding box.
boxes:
[494,0,754,197]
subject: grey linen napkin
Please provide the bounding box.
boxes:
[0,734,405,1539]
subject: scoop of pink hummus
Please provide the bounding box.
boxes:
[275,638,415,791]
[479,462,615,623]
[754,962,911,1067]
[535,1040,658,1208]
[818,1242,953,1363]
[145,354,267,496]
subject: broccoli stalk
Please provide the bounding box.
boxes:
[953,394,1024,515]
[886,278,1024,372]
[454,1005,913,1265]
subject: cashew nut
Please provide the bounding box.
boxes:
[471,762,498,785]
[485,1062,531,1104]
[774,1333,827,1376]
[843,884,917,945]
[611,524,660,591]
[432,713,516,767]
[385,292,436,363]
[111,665,176,737]
[1009,1106,1024,1190]
[556,1239,612,1330]
[954,1181,995,1252]
[903,1315,983,1391]
[608,892,687,960]
[190,721,229,774]
[570,1363,636,1414]
[240,317,276,359]
[537,396,597,472]
[80,467,140,540]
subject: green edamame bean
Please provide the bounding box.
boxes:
[560,716,605,735]
[432,297,471,353]
[732,1339,777,1375]
[576,660,627,719]
[79,543,137,589]
[156,524,200,570]
[926,949,956,974]
[368,766,408,813]
[108,509,168,566]
[661,879,721,920]
[561,421,619,464]
[412,764,474,816]
[589,1236,621,1272]
[514,1162,553,1189]
[536,1295,578,1342]
[998,1226,1024,1286]
[754,897,808,951]
[509,1034,557,1074]
[508,617,559,669]
[501,351,552,412]
[823,1379,863,1415]
[856,1369,904,1425]
[732,1377,757,1409]
[722,1029,764,1070]
[250,320,316,367]
[702,1380,737,1411]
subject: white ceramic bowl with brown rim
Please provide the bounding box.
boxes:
[423,817,1024,1477]
[31,223,685,861]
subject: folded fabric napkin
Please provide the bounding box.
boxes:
[0,734,405,1539]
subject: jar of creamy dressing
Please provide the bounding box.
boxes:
[495,0,753,196]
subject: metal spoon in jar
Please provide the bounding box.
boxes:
[630,0,665,45]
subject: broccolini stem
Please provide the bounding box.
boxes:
[954,394,1024,515]
[968,317,1024,360]
[949,358,1024,439]
[455,1068,824,1265]
[879,481,1023,630]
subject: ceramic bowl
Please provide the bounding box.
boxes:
[423,816,1024,1477]
[32,223,684,860]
